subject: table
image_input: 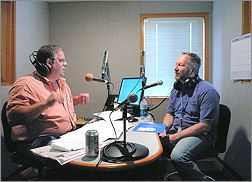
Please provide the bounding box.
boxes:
[68,120,163,171]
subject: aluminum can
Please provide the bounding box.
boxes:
[85,129,99,157]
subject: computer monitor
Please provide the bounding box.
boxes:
[117,77,143,106]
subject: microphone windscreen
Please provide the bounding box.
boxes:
[85,73,93,82]
[128,93,138,103]
[158,80,163,85]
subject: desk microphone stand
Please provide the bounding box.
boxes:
[103,62,115,111]
[101,104,149,163]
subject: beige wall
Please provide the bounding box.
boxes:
[212,1,251,180]
[49,1,213,121]
[2,1,251,180]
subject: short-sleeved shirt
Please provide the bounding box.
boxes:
[7,72,77,142]
[167,79,220,141]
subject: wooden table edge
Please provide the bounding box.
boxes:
[69,133,163,170]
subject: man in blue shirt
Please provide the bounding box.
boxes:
[159,52,220,180]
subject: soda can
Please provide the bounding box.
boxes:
[85,129,99,157]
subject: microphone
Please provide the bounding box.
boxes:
[85,73,108,83]
[114,93,138,110]
[102,51,108,79]
[141,80,163,90]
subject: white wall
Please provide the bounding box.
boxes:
[212,1,251,180]
[0,1,49,179]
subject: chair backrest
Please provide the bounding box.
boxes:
[215,104,231,153]
[1,101,16,152]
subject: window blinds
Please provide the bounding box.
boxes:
[144,17,204,97]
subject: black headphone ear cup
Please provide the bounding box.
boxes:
[184,77,193,88]
[174,80,183,90]
[35,61,50,77]
[184,76,199,89]
[29,51,50,77]
[174,75,199,90]
[187,78,195,88]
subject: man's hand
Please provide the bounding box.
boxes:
[46,91,63,106]
[8,91,63,126]
[163,122,211,144]
[159,132,177,144]
[73,93,90,105]
[168,134,178,143]
[159,131,167,137]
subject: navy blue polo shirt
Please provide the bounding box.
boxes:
[167,79,220,139]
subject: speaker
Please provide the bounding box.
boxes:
[174,75,199,90]
[29,51,51,77]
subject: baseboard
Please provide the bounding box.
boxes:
[210,156,244,181]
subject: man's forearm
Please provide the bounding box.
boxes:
[170,122,211,142]
[8,100,49,126]
[162,113,174,132]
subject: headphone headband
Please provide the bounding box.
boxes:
[29,50,51,77]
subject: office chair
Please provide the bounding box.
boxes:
[162,104,231,180]
[1,101,44,180]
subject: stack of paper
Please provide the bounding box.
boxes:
[31,111,134,165]
[51,110,133,151]
[31,146,86,165]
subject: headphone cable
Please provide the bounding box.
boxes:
[147,90,173,112]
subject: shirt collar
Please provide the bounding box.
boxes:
[33,71,66,90]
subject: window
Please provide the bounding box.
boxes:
[140,13,209,99]
[1,1,16,86]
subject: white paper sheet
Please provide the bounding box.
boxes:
[230,33,251,80]
[31,146,86,165]
[31,111,134,165]
[51,115,133,151]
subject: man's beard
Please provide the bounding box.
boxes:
[177,69,191,82]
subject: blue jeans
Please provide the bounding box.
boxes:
[160,126,213,180]
[15,135,59,167]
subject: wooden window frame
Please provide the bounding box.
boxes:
[1,1,16,86]
[140,13,209,102]
[242,1,251,35]
[242,1,251,84]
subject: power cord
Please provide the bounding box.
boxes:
[100,141,136,163]
[108,110,118,140]
[89,111,117,180]
[89,157,103,180]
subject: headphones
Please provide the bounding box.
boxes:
[173,74,200,90]
[29,51,51,77]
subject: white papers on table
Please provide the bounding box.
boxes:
[31,145,86,165]
[31,111,133,165]
[51,111,133,151]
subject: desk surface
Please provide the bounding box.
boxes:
[68,121,163,170]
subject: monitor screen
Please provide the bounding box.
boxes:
[117,77,143,106]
